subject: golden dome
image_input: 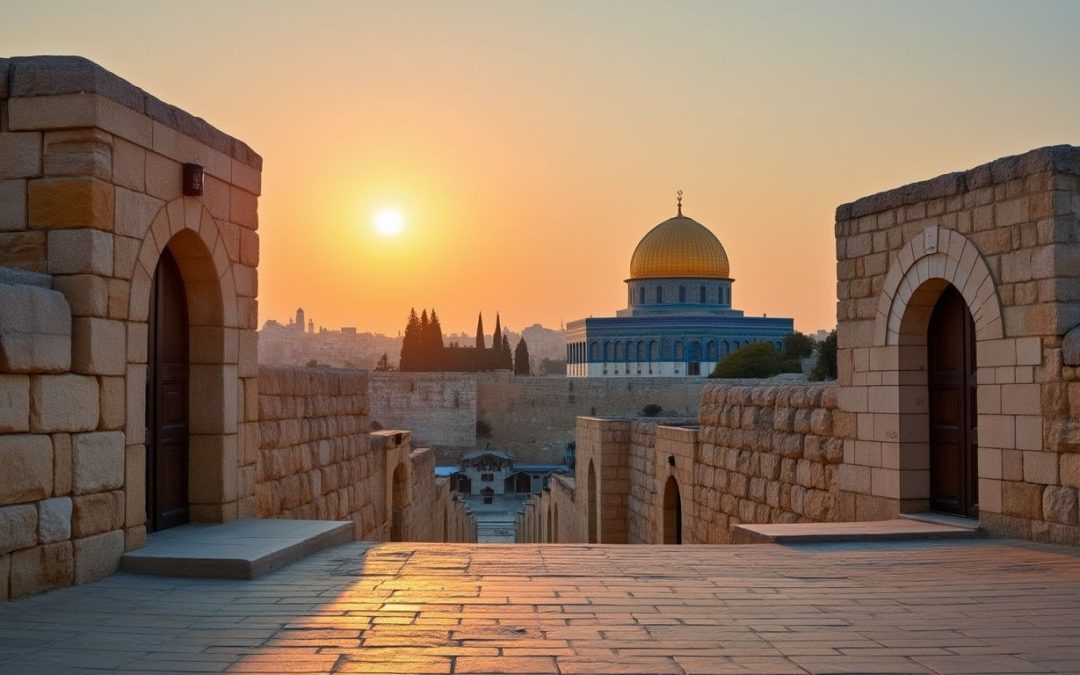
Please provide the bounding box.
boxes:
[629,214,730,280]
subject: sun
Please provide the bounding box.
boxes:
[374,207,405,237]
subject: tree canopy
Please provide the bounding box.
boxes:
[709,341,802,379]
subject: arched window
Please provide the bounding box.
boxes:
[699,286,706,303]
[614,342,624,361]
[639,286,645,305]
[719,286,725,305]
[656,286,663,303]
[678,286,686,303]
[674,341,684,361]
[590,341,599,362]
[688,341,702,361]
[604,341,613,362]
[707,340,718,360]
[721,340,729,357]
[627,341,636,362]
[637,340,646,362]
[650,340,660,360]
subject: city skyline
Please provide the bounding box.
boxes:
[5,1,1080,335]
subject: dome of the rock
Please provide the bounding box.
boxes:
[628,214,730,280]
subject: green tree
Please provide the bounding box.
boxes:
[374,353,392,371]
[501,334,512,370]
[783,331,815,360]
[422,309,445,371]
[709,341,801,379]
[514,337,531,376]
[399,308,421,372]
[810,330,838,381]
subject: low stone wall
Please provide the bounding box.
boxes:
[694,383,847,543]
[519,383,849,545]
[256,367,381,539]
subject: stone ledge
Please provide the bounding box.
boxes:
[1,56,261,170]
[837,144,1080,221]
[732,518,980,544]
[121,518,355,579]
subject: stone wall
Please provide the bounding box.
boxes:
[692,384,845,543]
[369,371,705,463]
[0,56,261,600]
[519,383,845,545]
[256,367,380,539]
[256,368,477,544]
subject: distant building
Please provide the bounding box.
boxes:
[449,450,568,501]
[566,199,794,377]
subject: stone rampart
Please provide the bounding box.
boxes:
[520,383,848,545]
[369,372,705,463]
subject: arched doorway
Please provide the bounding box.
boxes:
[146,247,189,532]
[587,460,598,543]
[663,475,682,544]
[928,285,979,517]
[391,464,407,541]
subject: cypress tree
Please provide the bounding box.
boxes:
[501,333,512,370]
[492,313,503,356]
[475,313,485,350]
[418,310,431,371]
[514,337,531,376]
[428,309,445,371]
[400,308,421,372]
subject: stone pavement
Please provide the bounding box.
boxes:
[1,539,1079,673]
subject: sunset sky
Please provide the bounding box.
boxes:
[4,1,1080,336]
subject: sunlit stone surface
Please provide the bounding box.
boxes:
[1,539,1079,673]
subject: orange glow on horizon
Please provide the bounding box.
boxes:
[7,3,1080,336]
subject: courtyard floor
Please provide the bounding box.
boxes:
[1,539,1079,674]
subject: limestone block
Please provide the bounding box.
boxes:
[124,525,146,551]
[1023,451,1059,485]
[114,186,163,239]
[28,177,113,230]
[1062,454,1080,488]
[0,231,46,273]
[0,282,71,373]
[71,431,124,495]
[124,444,145,528]
[0,503,38,554]
[125,364,146,444]
[30,374,99,433]
[52,274,108,317]
[0,178,27,231]
[107,278,129,320]
[97,376,124,430]
[0,554,7,599]
[72,528,123,584]
[240,228,259,267]
[145,152,182,201]
[42,129,112,180]
[72,491,124,537]
[1002,480,1044,519]
[0,132,43,178]
[38,496,72,543]
[9,541,72,598]
[0,434,53,505]
[111,137,145,191]
[188,433,238,503]
[113,234,140,280]
[71,317,125,375]
[189,364,238,434]
[47,228,113,275]
[1043,486,1078,524]
[9,92,153,148]
[52,433,72,496]
[0,374,30,433]
[230,186,258,230]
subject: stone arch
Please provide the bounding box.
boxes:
[125,198,242,527]
[663,475,682,544]
[876,225,1003,347]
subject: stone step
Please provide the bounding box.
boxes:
[732,518,981,545]
[121,518,354,579]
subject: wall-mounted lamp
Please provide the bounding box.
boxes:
[183,163,204,196]
[668,455,676,467]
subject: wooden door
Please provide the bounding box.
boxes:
[146,248,190,531]
[927,285,978,517]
